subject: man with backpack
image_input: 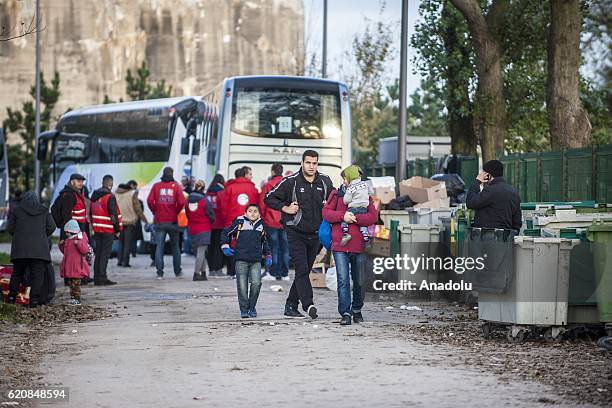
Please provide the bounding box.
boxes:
[264,150,334,319]
[90,175,121,286]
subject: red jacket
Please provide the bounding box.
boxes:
[205,184,225,230]
[221,177,260,227]
[259,175,283,229]
[59,233,90,279]
[147,178,186,224]
[186,194,213,235]
[322,189,378,253]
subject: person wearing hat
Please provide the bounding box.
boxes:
[52,173,90,240]
[466,159,522,231]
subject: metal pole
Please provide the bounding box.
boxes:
[396,0,408,185]
[34,0,41,194]
[322,0,327,78]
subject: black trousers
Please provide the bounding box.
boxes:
[207,229,225,271]
[286,229,320,312]
[9,259,47,306]
[118,224,136,266]
[93,233,114,283]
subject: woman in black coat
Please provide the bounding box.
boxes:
[7,191,56,306]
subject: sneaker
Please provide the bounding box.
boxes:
[175,272,183,278]
[248,308,257,318]
[353,312,364,323]
[261,273,276,281]
[282,276,290,281]
[307,305,318,320]
[340,315,352,325]
[68,299,81,306]
[156,275,163,280]
[340,233,352,246]
[284,305,305,319]
[240,311,250,318]
[193,273,207,281]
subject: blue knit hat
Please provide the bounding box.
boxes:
[64,219,80,234]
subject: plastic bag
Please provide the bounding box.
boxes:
[325,266,337,291]
[431,173,466,198]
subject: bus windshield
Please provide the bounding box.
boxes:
[231,87,342,139]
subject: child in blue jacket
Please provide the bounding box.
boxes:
[221,204,272,318]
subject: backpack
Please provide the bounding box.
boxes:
[85,244,95,266]
[318,220,332,250]
[50,193,64,226]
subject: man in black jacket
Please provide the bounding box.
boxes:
[466,160,522,231]
[265,150,334,319]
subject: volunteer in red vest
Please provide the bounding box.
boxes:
[259,163,289,281]
[205,174,226,276]
[56,173,90,240]
[186,180,215,281]
[90,174,122,286]
[147,167,186,279]
[220,167,259,277]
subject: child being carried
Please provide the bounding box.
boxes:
[340,165,373,246]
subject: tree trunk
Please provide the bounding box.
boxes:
[547,0,591,149]
[442,1,477,156]
[449,0,507,162]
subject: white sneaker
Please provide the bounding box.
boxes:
[282,276,290,281]
[156,276,163,280]
[261,273,276,281]
[68,298,81,306]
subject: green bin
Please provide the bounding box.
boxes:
[587,220,612,323]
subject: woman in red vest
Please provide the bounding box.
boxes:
[186,180,215,281]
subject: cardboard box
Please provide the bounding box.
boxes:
[399,176,447,203]
[374,186,396,204]
[413,197,451,209]
[310,263,328,289]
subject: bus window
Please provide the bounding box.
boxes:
[231,88,342,139]
[207,113,218,165]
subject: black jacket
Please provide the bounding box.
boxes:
[221,216,271,263]
[264,169,334,235]
[57,184,89,227]
[91,187,121,233]
[8,192,56,262]
[466,177,522,231]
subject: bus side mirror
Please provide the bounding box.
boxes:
[37,139,49,161]
[196,101,206,124]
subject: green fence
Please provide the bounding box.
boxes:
[365,145,612,203]
[501,145,612,203]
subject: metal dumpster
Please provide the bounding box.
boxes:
[478,236,578,341]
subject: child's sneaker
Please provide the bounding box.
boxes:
[240,311,249,318]
[248,308,257,318]
[68,298,81,306]
[340,233,352,246]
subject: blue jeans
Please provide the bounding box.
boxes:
[154,223,182,276]
[266,228,289,278]
[332,251,365,317]
[235,260,262,313]
[341,206,369,238]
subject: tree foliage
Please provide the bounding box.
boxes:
[2,72,60,194]
[104,61,173,103]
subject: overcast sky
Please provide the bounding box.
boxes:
[304,0,423,95]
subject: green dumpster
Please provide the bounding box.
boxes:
[587,220,612,323]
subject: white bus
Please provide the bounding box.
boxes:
[195,75,352,186]
[38,76,351,212]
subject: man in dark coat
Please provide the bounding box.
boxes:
[466,159,522,231]
[7,191,56,306]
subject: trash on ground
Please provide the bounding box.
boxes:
[270,285,283,292]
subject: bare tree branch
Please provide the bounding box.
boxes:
[0,10,46,42]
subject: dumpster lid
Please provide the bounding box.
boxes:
[587,220,612,242]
